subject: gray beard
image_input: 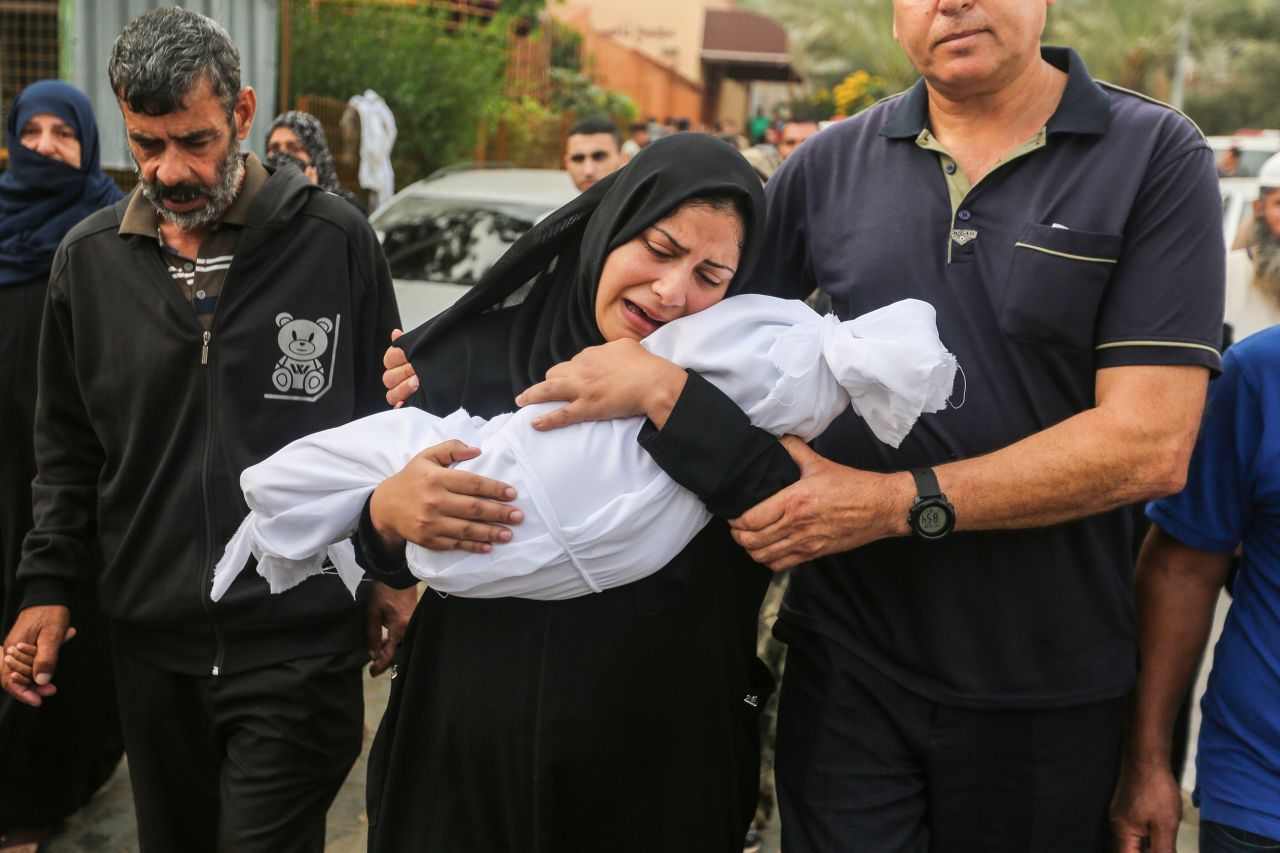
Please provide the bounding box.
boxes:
[1251,217,1280,303]
[138,138,244,229]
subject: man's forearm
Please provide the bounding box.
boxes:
[732,365,1207,570]
[1124,528,1230,764]
[936,365,1207,532]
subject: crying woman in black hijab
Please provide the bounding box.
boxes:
[385,130,764,404]
[372,131,768,549]
[360,132,797,852]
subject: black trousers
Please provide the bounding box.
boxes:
[775,625,1122,853]
[112,647,364,853]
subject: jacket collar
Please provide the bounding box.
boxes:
[119,152,269,238]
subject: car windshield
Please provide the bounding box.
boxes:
[1211,143,1280,178]
[1236,150,1276,178]
[374,197,547,284]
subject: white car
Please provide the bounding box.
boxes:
[371,168,579,328]
[1221,177,1258,251]
[1208,133,1280,179]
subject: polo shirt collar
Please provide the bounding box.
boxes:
[119,152,268,238]
[881,77,931,140]
[881,45,1110,140]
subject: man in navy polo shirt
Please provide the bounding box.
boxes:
[731,0,1224,850]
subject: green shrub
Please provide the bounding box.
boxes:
[548,67,637,128]
[289,3,514,186]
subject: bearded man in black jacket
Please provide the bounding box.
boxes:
[0,8,414,851]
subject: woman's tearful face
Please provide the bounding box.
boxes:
[594,202,743,343]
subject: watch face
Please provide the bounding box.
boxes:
[918,506,950,535]
[912,498,954,540]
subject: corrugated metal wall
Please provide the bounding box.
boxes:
[67,0,278,170]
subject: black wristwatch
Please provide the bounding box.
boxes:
[908,467,955,541]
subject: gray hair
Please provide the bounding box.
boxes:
[108,6,240,118]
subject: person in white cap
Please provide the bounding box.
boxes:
[1224,151,1280,343]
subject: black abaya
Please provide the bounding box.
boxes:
[362,309,798,852]
[0,275,123,830]
[361,134,798,851]
[0,80,127,834]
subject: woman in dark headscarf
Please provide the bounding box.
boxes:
[0,80,123,283]
[266,110,365,212]
[0,79,124,850]
[359,133,799,851]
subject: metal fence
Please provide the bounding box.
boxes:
[2,1,277,175]
[0,0,61,161]
[293,93,361,193]
[67,0,279,171]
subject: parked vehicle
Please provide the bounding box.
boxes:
[1222,177,1259,251]
[371,168,578,327]
[1208,132,1280,179]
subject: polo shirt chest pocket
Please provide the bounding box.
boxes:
[1000,224,1123,350]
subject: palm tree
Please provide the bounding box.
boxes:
[746,0,1280,130]
[740,0,918,90]
[1049,0,1278,98]
[1046,0,1188,95]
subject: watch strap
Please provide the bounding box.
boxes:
[910,467,942,500]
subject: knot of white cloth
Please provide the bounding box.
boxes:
[747,298,956,447]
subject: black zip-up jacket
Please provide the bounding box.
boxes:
[18,164,399,676]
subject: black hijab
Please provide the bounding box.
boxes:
[268,110,344,195]
[0,80,124,286]
[398,133,767,401]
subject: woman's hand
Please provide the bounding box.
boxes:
[369,440,523,553]
[365,582,417,677]
[382,329,419,408]
[515,339,688,431]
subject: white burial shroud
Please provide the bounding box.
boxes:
[212,295,957,602]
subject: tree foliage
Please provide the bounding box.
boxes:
[737,0,917,92]
[1046,0,1186,95]
[1048,0,1280,132]
[548,16,584,72]
[832,69,891,116]
[1180,0,1280,133]
[745,0,1280,132]
[548,67,637,126]
[289,3,517,186]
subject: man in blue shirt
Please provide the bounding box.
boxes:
[1111,327,1280,852]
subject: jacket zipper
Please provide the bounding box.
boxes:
[150,207,262,679]
[198,230,254,678]
[198,327,225,677]
[142,244,228,677]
